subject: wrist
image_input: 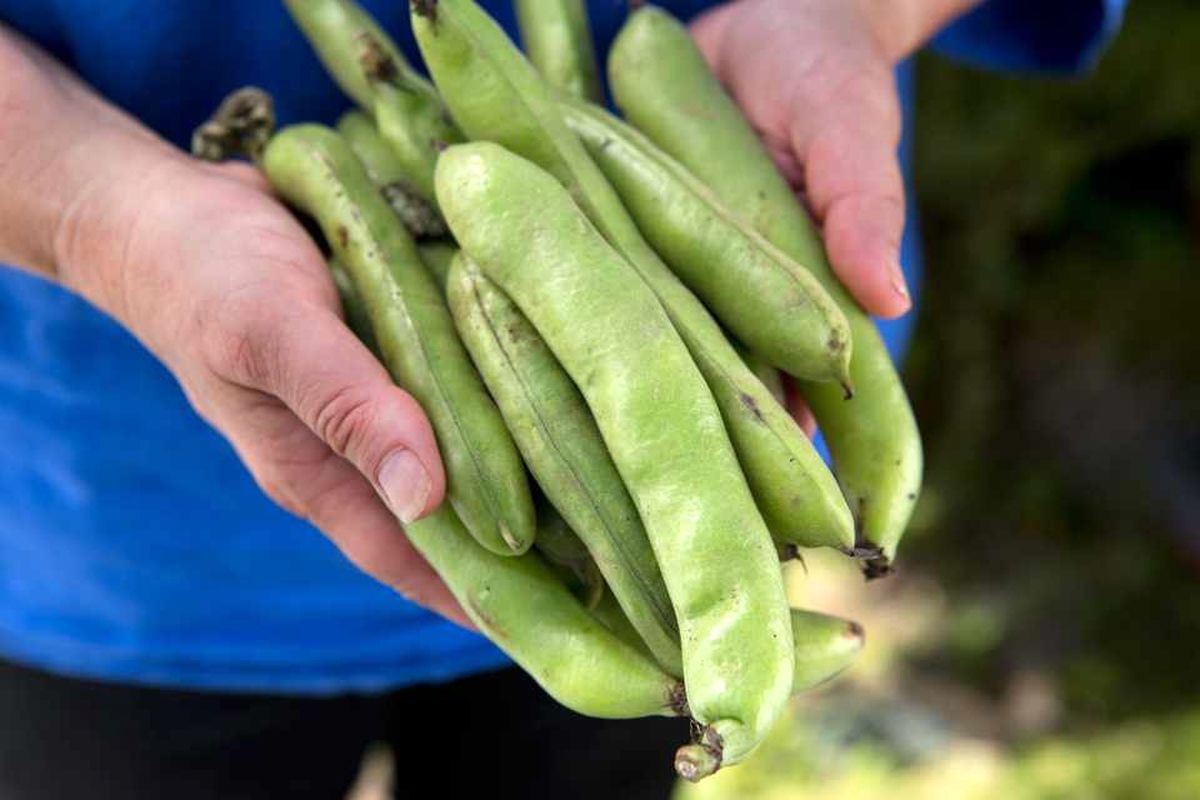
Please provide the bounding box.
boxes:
[860,0,984,59]
[51,135,187,322]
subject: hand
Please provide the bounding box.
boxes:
[0,25,467,625]
[64,156,470,624]
[691,0,980,319]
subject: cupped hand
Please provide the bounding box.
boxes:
[54,154,469,626]
[691,0,919,320]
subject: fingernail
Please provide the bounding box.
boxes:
[889,259,910,302]
[378,450,431,524]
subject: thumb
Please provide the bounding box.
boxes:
[222,299,446,522]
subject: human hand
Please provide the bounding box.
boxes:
[690,0,980,320]
[53,154,471,624]
[0,23,467,623]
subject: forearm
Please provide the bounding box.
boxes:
[0,23,181,288]
[863,0,984,59]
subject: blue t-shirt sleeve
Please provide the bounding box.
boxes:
[930,0,1127,74]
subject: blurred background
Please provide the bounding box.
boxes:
[675,0,1200,797]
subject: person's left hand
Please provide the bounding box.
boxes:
[690,0,979,320]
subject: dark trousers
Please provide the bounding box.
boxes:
[0,658,688,799]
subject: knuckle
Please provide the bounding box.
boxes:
[195,285,288,387]
[310,384,378,460]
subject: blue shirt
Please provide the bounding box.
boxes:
[0,0,1124,694]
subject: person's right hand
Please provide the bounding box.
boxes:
[0,24,466,625]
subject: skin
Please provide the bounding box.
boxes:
[609,7,926,573]
[283,0,461,203]
[435,140,794,774]
[260,124,535,556]
[561,97,853,390]
[514,0,604,102]
[406,506,687,719]
[411,0,855,556]
[446,251,683,674]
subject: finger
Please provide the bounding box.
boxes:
[223,395,472,628]
[793,67,911,319]
[213,299,446,524]
[689,2,737,72]
[691,8,806,186]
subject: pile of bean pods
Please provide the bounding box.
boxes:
[194,0,922,781]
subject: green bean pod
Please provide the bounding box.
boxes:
[532,504,605,610]
[283,0,460,203]
[609,7,922,574]
[328,257,380,354]
[412,0,854,557]
[446,250,683,673]
[283,0,425,109]
[515,0,603,102]
[561,98,852,389]
[789,610,864,692]
[739,345,786,407]
[261,124,534,556]
[337,111,447,238]
[590,588,653,656]
[407,507,688,719]
[417,241,458,287]
[436,140,793,776]
[594,598,864,696]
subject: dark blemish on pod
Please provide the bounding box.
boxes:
[412,0,438,22]
[669,682,690,717]
[739,392,765,423]
[357,32,398,84]
[336,225,349,249]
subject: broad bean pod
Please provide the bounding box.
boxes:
[515,0,603,101]
[283,0,460,203]
[411,0,856,562]
[417,241,458,287]
[531,503,605,610]
[561,98,853,389]
[609,7,923,574]
[328,257,380,354]
[406,507,688,719]
[261,124,534,556]
[446,252,682,672]
[337,110,447,238]
[435,139,793,777]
